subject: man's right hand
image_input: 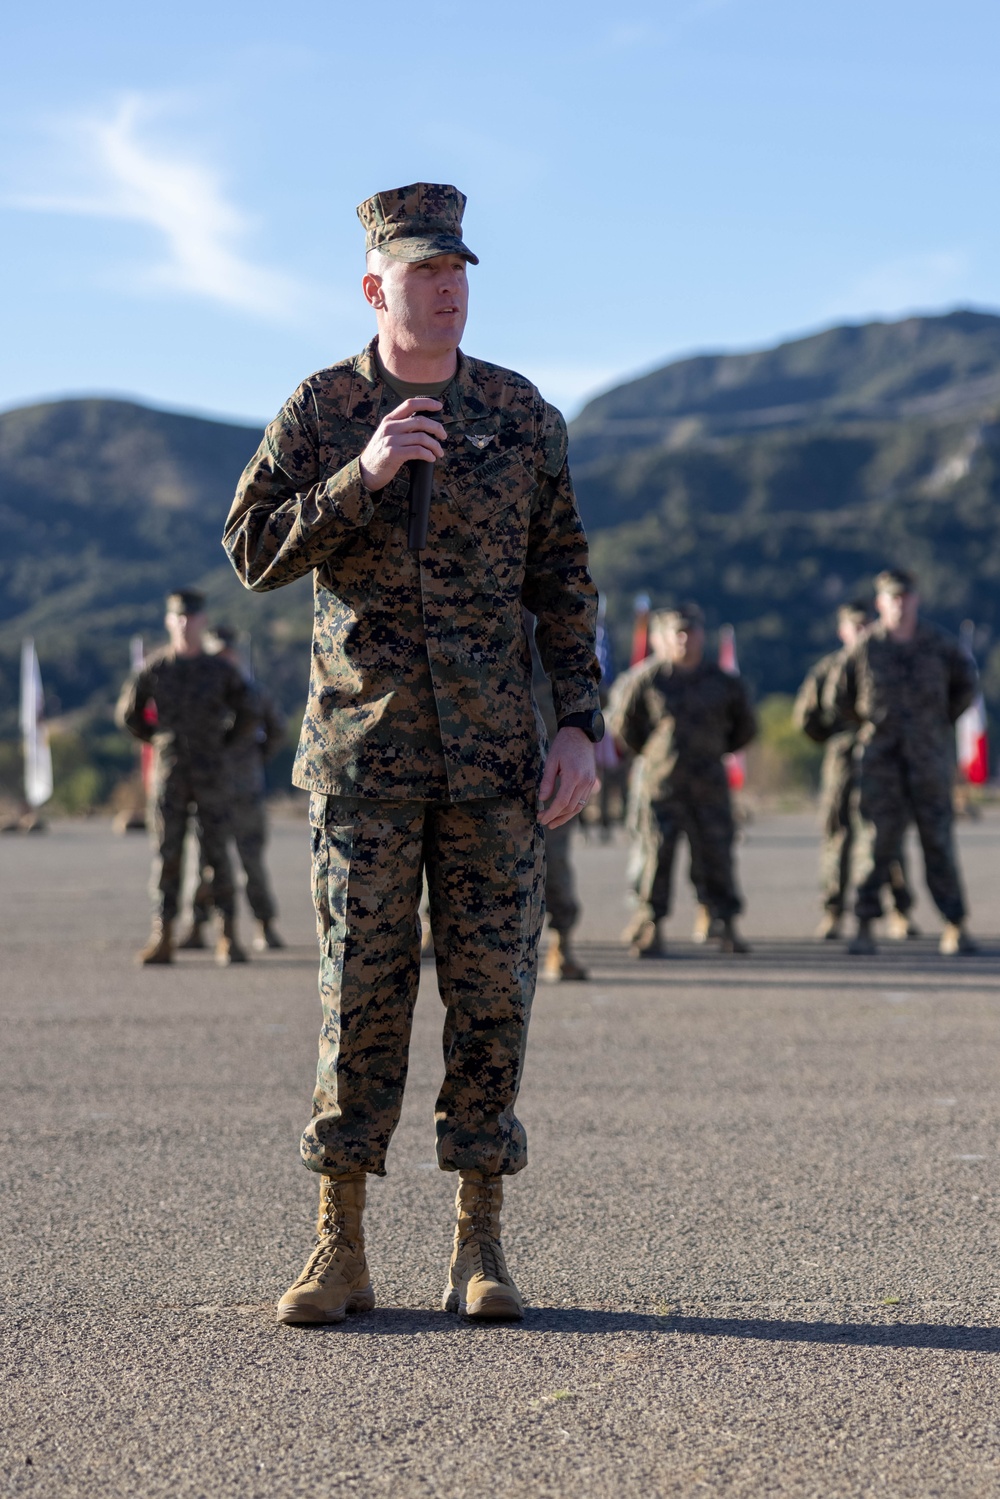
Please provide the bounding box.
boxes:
[358,398,446,491]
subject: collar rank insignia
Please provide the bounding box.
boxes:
[466,432,495,450]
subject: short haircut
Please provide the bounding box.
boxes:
[652,602,705,632]
[875,567,917,596]
[166,588,206,615]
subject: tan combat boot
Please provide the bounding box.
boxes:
[815,912,842,940]
[138,918,174,966]
[253,921,285,951]
[177,920,207,950]
[215,915,248,966]
[276,1173,376,1325]
[442,1170,523,1321]
[848,919,877,955]
[541,931,588,982]
[719,919,751,954]
[940,922,979,956]
[692,905,712,943]
[631,918,667,959]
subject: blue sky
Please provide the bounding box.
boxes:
[3,0,999,424]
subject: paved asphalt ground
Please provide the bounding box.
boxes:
[3,808,1000,1498]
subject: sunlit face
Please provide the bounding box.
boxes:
[838,616,864,651]
[363,253,469,354]
[653,622,705,668]
[876,590,919,634]
[165,608,206,654]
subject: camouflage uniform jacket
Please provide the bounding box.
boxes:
[829,621,977,773]
[116,648,254,776]
[608,657,757,802]
[794,647,858,772]
[224,679,287,798]
[223,340,600,801]
[793,650,857,745]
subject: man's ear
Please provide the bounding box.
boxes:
[362,272,385,311]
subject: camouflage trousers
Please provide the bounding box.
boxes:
[148,767,234,922]
[301,792,545,1179]
[192,793,278,924]
[636,786,741,923]
[819,748,913,917]
[853,748,966,923]
[544,817,580,935]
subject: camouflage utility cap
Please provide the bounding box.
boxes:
[875,568,917,597]
[357,182,479,265]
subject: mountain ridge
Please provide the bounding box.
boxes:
[1,308,999,758]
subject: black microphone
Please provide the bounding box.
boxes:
[407,459,435,551]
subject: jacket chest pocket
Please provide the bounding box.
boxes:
[443,447,537,594]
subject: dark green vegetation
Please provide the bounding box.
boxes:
[0,399,310,803]
[1,309,998,805]
[572,310,1000,710]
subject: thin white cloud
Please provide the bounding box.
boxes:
[824,250,971,322]
[11,96,301,319]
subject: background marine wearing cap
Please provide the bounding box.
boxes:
[223,183,601,1325]
[608,603,756,957]
[116,588,255,966]
[828,567,979,956]
[794,600,916,941]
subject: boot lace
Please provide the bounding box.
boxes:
[471,1232,509,1285]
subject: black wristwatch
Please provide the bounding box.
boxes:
[557,709,605,743]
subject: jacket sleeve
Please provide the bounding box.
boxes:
[115,670,155,743]
[257,687,288,762]
[607,668,652,757]
[793,662,837,743]
[222,387,390,592]
[520,401,601,723]
[826,651,860,726]
[946,642,978,724]
[727,680,757,753]
[223,670,258,747]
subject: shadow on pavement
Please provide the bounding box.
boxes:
[668,1314,1000,1352]
[577,941,1000,986]
[322,1307,1000,1350]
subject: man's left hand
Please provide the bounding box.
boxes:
[538,727,598,829]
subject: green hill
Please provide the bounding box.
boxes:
[2,309,1000,804]
[570,310,1000,705]
[0,398,313,737]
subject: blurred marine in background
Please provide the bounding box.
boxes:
[609,603,757,957]
[179,624,287,953]
[116,589,254,967]
[829,568,979,956]
[794,600,916,941]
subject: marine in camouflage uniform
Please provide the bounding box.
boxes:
[793,602,915,940]
[608,603,756,956]
[529,612,588,981]
[828,568,978,955]
[116,588,254,966]
[184,628,287,951]
[223,183,600,1324]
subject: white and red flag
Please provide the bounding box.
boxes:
[718,624,746,791]
[20,637,53,808]
[956,621,989,785]
[630,594,651,666]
